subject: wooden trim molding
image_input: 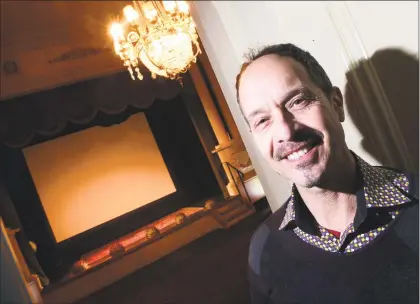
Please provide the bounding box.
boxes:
[326,2,414,171]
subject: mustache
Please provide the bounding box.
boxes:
[273,128,323,160]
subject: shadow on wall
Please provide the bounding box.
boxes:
[344,48,419,173]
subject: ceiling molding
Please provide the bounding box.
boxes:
[48,47,111,64]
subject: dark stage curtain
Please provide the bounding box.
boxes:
[0,71,190,148]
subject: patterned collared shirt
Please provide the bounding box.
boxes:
[279,154,412,253]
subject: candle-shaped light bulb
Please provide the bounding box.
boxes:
[143,7,157,20]
[123,5,138,22]
[177,1,189,13]
[163,1,176,13]
[110,22,124,40]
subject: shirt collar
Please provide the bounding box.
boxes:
[279,153,411,233]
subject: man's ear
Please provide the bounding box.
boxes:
[330,86,345,122]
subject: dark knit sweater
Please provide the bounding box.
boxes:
[248,181,419,304]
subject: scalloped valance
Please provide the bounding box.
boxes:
[0,71,196,148]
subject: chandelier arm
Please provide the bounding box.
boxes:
[133,0,146,13]
[192,41,202,58]
[152,1,166,20]
[132,1,142,16]
[133,1,147,31]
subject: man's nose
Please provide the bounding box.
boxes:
[272,110,295,143]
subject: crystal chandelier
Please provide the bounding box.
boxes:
[109,1,201,81]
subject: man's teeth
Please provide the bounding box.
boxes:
[287,148,309,160]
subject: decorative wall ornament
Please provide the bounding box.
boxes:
[2,60,19,76]
[204,199,216,210]
[71,260,90,275]
[109,243,126,258]
[145,227,160,239]
[71,207,204,276]
[175,213,187,225]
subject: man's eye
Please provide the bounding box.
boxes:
[255,118,269,127]
[294,98,306,105]
[289,97,311,109]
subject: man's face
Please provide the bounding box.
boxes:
[238,55,346,188]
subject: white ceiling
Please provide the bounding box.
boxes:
[0,1,133,100]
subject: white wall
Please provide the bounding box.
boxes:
[191,1,418,211]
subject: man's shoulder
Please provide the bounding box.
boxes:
[249,200,290,273]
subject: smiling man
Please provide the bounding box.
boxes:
[236,44,419,304]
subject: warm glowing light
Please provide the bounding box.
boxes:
[142,2,157,21]
[177,1,189,13]
[108,0,201,81]
[163,1,176,13]
[144,8,157,20]
[109,23,123,40]
[146,33,194,71]
[123,5,139,22]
